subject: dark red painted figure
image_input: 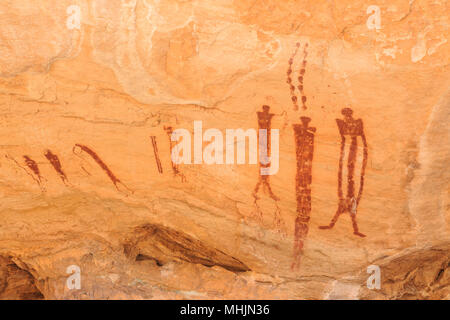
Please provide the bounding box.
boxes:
[73,144,132,194]
[287,42,309,111]
[291,117,316,270]
[45,150,68,184]
[5,154,44,190]
[252,105,283,231]
[319,108,368,237]
[297,43,309,110]
[287,43,301,111]
[23,155,43,183]
[150,136,163,174]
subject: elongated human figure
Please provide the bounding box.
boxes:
[291,117,316,269]
[252,105,283,231]
[319,108,368,237]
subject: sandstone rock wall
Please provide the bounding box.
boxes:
[0,0,448,299]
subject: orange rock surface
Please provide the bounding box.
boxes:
[0,0,448,299]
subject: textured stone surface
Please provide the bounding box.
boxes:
[0,0,448,299]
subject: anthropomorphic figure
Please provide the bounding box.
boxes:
[319,108,368,237]
[253,105,279,201]
[252,105,284,232]
[291,116,316,269]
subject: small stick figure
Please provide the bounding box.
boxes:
[319,108,368,237]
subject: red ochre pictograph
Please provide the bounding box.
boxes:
[287,43,301,111]
[5,154,45,191]
[73,144,132,194]
[164,126,186,182]
[252,105,284,232]
[319,108,368,237]
[45,150,69,185]
[291,116,316,270]
[150,136,163,174]
[23,155,43,184]
[287,42,309,111]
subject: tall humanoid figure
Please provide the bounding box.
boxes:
[319,108,368,237]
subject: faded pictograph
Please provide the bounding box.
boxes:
[319,108,368,237]
[164,126,187,182]
[5,154,46,192]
